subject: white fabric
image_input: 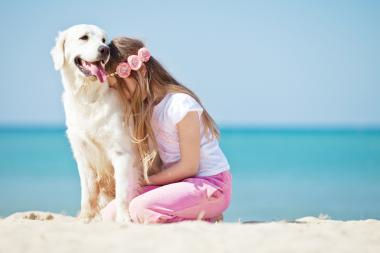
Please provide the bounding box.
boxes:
[151,92,230,176]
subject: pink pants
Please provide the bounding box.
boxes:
[100,170,232,224]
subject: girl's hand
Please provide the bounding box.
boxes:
[139,175,150,187]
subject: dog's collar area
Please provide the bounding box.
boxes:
[85,76,116,89]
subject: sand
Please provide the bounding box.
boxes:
[1,211,379,253]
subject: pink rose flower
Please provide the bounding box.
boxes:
[116,62,131,78]
[138,47,151,62]
[128,55,143,70]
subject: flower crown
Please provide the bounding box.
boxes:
[108,47,151,78]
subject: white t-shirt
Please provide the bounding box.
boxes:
[151,92,230,176]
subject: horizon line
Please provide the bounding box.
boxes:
[0,124,380,132]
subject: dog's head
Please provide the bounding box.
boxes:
[51,24,110,83]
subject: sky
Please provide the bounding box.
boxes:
[0,0,379,128]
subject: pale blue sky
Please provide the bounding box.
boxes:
[0,0,379,127]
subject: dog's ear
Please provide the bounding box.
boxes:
[50,31,66,70]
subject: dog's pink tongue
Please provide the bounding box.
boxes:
[89,63,106,83]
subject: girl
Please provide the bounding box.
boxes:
[101,37,232,224]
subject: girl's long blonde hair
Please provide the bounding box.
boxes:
[105,37,220,181]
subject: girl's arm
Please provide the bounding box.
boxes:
[146,111,201,185]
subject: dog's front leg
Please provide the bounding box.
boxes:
[67,132,99,222]
[109,151,135,223]
[77,159,99,222]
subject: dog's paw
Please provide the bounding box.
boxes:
[116,209,132,224]
[78,209,97,223]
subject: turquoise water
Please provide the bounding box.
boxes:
[0,127,379,222]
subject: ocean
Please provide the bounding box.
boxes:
[0,127,379,222]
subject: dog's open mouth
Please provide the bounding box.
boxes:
[74,57,107,83]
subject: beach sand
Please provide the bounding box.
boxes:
[1,211,379,253]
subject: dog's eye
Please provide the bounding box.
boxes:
[79,35,89,41]
[102,38,106,43]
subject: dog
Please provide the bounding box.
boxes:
[50,24,139,223]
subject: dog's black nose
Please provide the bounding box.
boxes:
[98,45,110,57]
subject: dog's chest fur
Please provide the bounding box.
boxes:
[62,80,131,199]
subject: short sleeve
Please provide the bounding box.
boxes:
[165,93,203,125]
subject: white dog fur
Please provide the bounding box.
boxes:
[51,24,139,223]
